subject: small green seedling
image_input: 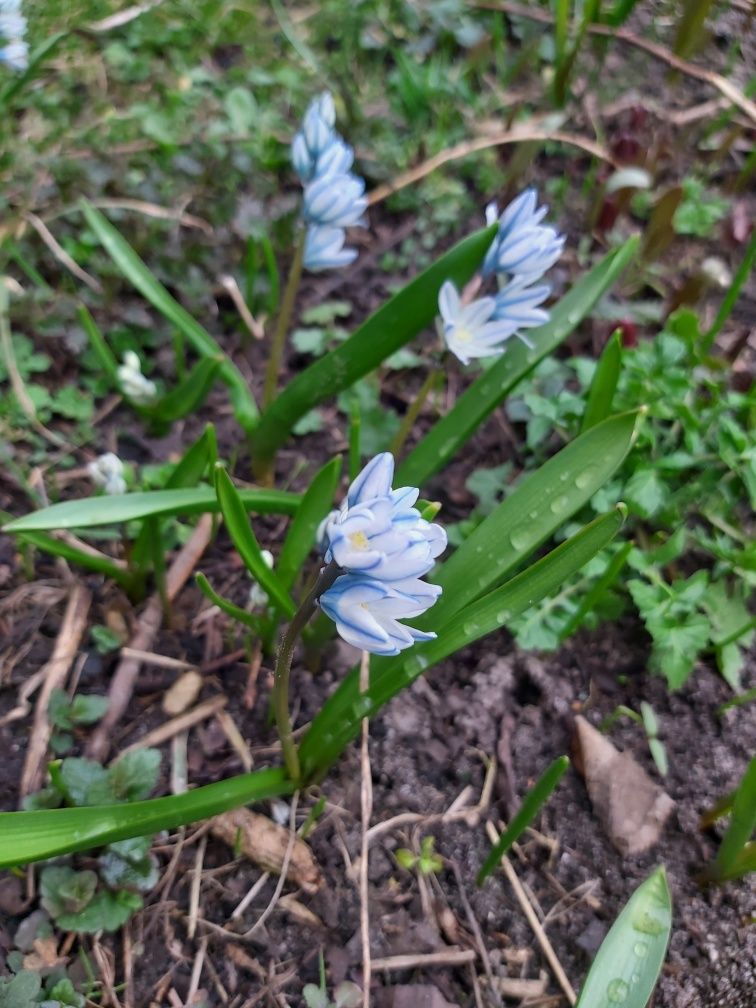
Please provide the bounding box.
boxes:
[600,704,668,777]
[47,689,109,755]
[395,835,444,876]
[699,756,756,884]
[302,953,361,1008]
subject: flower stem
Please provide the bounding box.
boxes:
[389,369,440,460]
[262,232,305,410]
[273,560,340,782]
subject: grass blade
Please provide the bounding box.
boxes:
[0,768,293,868]
[196,572,261,632]
[277,457,340,591]
[397,237,639,487]
[711,756,756,882]
[78,305,119,383]
[702,230,756,351]
[80,201,258,433]
[425,410,640,632]
[18,531,133,590]
[4,487,299,533]
[581,329,622,432]
[477,756,569,884]
[214,465,296,617]
[575,867,672,1008]
[150,356,222,423]
[251,223,498,471]
[300,507,625,779]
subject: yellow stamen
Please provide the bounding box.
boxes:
[349,531,370,550]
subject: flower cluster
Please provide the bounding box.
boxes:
[438,189,564,363]
[319,453,446,656]
[292,92,367,272]
[117,351,157,405]
[0,0,28,71]
[88,453,126,496]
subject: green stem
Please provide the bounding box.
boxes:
[273,561,340,782]
[390,370,440,460]
[262,233,305,410]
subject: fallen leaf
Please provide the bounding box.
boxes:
[574,716,674,856]
[23,935,67,972]
[210,808,322,894]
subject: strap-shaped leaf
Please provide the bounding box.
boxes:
[0,768,292,868]
[251,224,498,470]
[397,237,639,487]
[78,305,119,382]
[196,572,261,632]
[167,424,218,488]
[4,487,299,533]
[575,867,671,1008]
[299,507,625,779]
[581,329,622,432]
[80,201,258,433]
[17,531,133,590]
[425,410,640,632]
[477,756,569,884]
[214,465,296,618]
[712,755,756,882]
[277,457,341,591]
[150,356,222,423]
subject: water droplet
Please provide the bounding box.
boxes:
[575,464,598,490]
[631,973,641,984]
[550,494,569,515]
[474,545,483,554]
[352,697,371,718]
[633,941,649,958]
[463,621,479,637]
[509,526,531,551]
[633,912,664,936]
[496,610,510,625]
[528,510,538,520]
[606,978,629,1003]
[415,655,429,671]
[559,471,569,482]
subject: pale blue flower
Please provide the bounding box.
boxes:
[319,574,439,656]
[482,189,564,282]
[437,280,522,365]
[303,225,357,272]
[319,453,445,654]
[0,38,26,68]
[0,0,27,71]
[0,12,25,37]
[302,171,367,228]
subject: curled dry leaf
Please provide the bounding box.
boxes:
[210,807,322,894]
[162,670,203,715]
[574,715,675,856]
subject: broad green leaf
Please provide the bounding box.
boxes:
[4,486,299,533]
[214,465,296,618]
[581,330,622,431]
[712,756,756,882]
[168,423,217,488]
[575,867,671,1008]
[397,238,639,487]
[0,767,293,867]
[251,224,499,471]
[559,540,632,641]
[150,356,222,423]
[196,572,261,632]
[277,456,340,591]
[425,410,640,631]
[477,756,569,884]
[300,507,625,779]
[80,201,258,433]
[109,749,161,802]
[17,530,134,589]
[56,889,143,934]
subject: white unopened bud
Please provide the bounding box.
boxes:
[88,453,126,495]
[248,550,275,610]
[117,351,157,405]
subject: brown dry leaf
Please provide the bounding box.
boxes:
[493,970,548,1000]
[163,670,202,715]
[574,715,674,856]
[210,808,322,894]
[23,935,67,972]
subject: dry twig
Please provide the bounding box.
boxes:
[115,695,228,759]
[87,514,214,761]
[20,583,91,798]
[371,949,477,971]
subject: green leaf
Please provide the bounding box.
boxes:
[711,756,756,882]
[397,238,639,487]
[78,305,119,384]
[465,463,513,515]
[40,866,98,918]
[277,457,340,591]
[195,572,262,632]
[80,201,258,433]
[4,486,299,533]
[149,356,222,423]
[0,768,293,867]
[59,758,115,806]
[559,540,633,641]
[168,424,217,488]
[214,465,296,617]
[425,411,639,632]
[56,889,143,933]
[624,468,665,518]
[581,330,622,432]
[300,508,625,779]
[109,749,161,802]
[575,867,671,1008]
[99,847,158,892]
[477,756,569,884]
[0,971,42,1007]
[252,223,499,470]
[17,531,134,590]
